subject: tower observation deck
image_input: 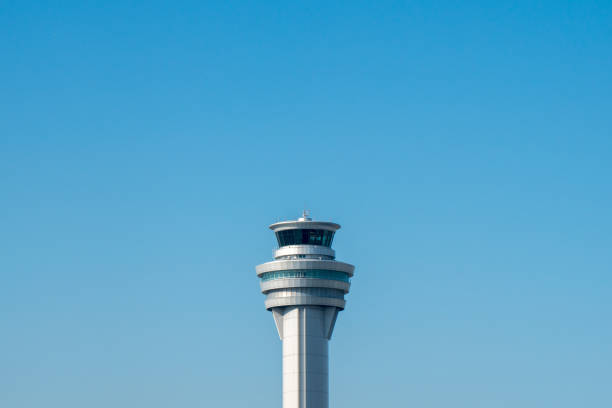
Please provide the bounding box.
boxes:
[256,212,355,408]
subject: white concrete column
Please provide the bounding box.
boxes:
[279,306,337,408]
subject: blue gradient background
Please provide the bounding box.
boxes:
[1,1,611,407]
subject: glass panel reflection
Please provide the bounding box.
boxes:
[260,269,350,282]
[275,230,335,247]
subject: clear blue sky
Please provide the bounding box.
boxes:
[1,1,611,407]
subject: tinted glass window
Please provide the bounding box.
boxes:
[322,230,334,247]
[260,269,350,282]
[275,229,335,247]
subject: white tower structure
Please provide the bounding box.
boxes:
[256,212,355,408]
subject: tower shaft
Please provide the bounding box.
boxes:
[276,306,337,408]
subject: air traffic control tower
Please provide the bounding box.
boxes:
[256,212,355,408]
